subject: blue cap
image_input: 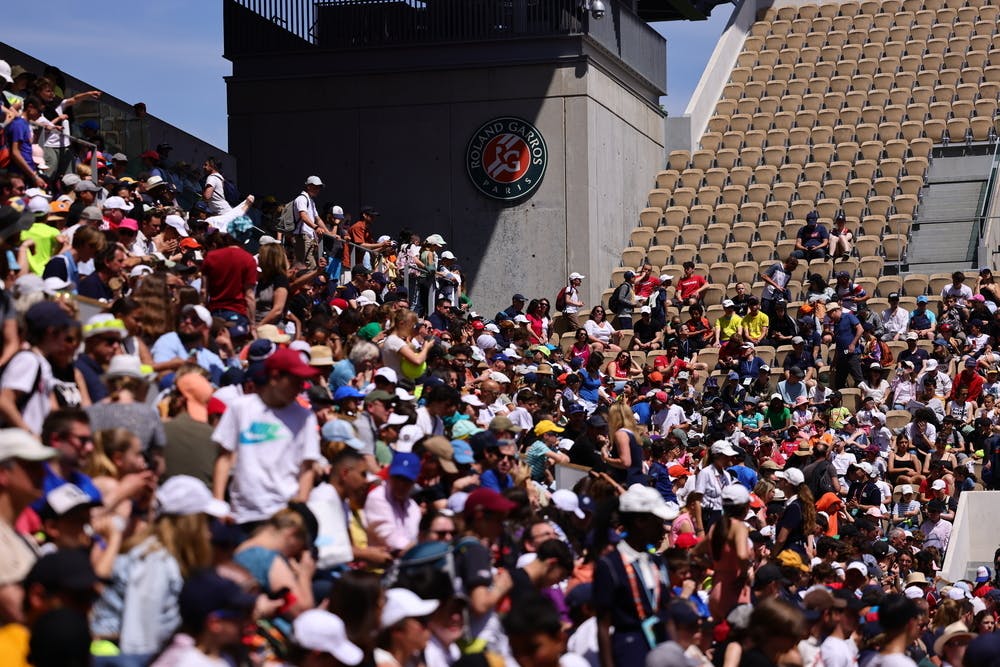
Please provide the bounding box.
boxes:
[25,301,77,331]
[917,295,929,303]
[178,570,256,630]
[565,583,593,609]
[389,452,421,481]
[451,439,475,465]
[727,371,739,380]
[80,119,99,131]
[333,385,365,401]
[191,200,211,214]
[320,420,365,451]
[806,211,818,223]
[567,403,586,414]
[933,338,949,346]
[246,338,276,362]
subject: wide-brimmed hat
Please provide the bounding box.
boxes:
[933,622,975,656]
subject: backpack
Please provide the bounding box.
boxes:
[0,123,10,169]
[0,350,43,427]
[556,285,568,311]
[275,200,297,234]
[807,459,836,498]
[222,178,242,207]
[608,283,627,313]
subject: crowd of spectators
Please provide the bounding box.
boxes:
[5,57,1000,667]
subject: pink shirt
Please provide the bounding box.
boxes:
[363,483,421,551]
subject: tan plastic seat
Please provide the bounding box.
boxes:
[639,208,663,228]
[740,202,764,224]
[663,207,688,229]
[858,256,884,277]
[765,201,791,223]
[688,206,714,228]
[733,261,759,284]
[667,150,691,171]
[670,245,698,265]
[655,170,680,190]
[654,226,679,247]
[854,236,881,257]
[902,274,929,297]
[893,194,919,217]
[887,215,912,237]
[860,216,887,237]
[646,246,671,267]
[629,228,654,249]
[757,221,782,244]
[731,223,756,245]
[883,235,906,262]
[648,190,671,209]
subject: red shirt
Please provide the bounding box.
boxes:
[202,245,257,317]
[677,274,706,300]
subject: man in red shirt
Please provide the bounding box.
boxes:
[633,263,658,299]
[348,206,392,267]
[201,233,257,328]
[952,356,985,403]
[676,261,708,307]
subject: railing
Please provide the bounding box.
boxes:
[28,120,100,185]
[227,0,585,52]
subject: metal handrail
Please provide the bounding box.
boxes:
[27,119,100,184]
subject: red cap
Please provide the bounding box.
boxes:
[472,320,485,331]
[648,371,663,383]
[207,397,227,416]
[140,150,160,160]
[329,298,349,312]
[749,492,765,509]
[667,464,693,477]
[179,237,202,249]
[118,218,139,231]
[463,488,517,518]
[674,532,700,549]
[653,356,669,368]
[654,391,668,402]
[264,348,320,378]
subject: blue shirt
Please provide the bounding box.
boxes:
[6,116,34,175]
[75,354,108,402]
[648,461,676,505]
[480,468,513,493]
[728,464,759,491]
[150,332,238,385]
[834,311,862,352]
[632,401,652,427]
[43,251,79,290]
[30,465,102,513]
[738,355,766,380]
[328,359,356,390]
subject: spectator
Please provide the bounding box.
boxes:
[792,211,829,261]
[211,349,321,530]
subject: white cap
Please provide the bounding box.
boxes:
[900,484,914,495]
[395,387,416,402]
[294,610,363,665]
[440,250,456,260]
[0,60,11,84]
[382,413,410,428]
[424,234,447,246]
[513,314,530,324]
[660,274,674,282]
[557,438,575,452]
[129,264,153,278]
[42,276,72,294]
[155,475,230,518]
[931,479,947,490]
[258,235,281,246]
[846,561,868,575]
[857,462,875,477]
[490,372,511,384]
[461,393,485,407]
[710,439,739,457]
[103,355,150,380]
[381,588,440,628]
[375,367,399,383]
[27,196,49,214]
[619,483,679,520]
[476,334,497,350]
[552,489,585,518]
[395,425,424,453]
[485,323,501,333]
[722,299,735,308]
[776,467,805,487]
[43,483,97,516]
[904,586,925,599]
[569,272,585,280]
[305,175,324,186]
[164,214,189,237]
[722,484,750,506]
[640,305,652,314]
[102,196,133,211]
[447,491,469,514]
[677,370,690,379]
[182,304,213,328]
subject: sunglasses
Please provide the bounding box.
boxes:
[499,453,518,462]
[431,529,455,539]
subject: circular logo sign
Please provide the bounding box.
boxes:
[466,117,547,202]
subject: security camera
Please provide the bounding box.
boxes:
[581,0,607,19]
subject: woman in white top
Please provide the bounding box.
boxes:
[375,588,440,667]
[583,305,621,353]
[859,363,891,410]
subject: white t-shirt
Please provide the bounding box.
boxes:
[584,319,614,344]
[0,350,53,434]
[381,334,407,375]
[868,653,918,667]
[820,635,858,667]
[293,192,319,239]
[204,172,231,215]
[307,482,353,570]
[211,393,320,523]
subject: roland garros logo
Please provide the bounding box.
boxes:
[466,117,547,201]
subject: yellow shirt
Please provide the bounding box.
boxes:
[0,623,30,667]
[742,311,770,340]
[715,314,743,341]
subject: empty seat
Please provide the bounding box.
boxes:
[639,208,662,228]
[883,235,907,262]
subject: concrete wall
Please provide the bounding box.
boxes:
[941,490,1000,583]
[227,55,663,315]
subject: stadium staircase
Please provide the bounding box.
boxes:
[583,0,1000,390]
